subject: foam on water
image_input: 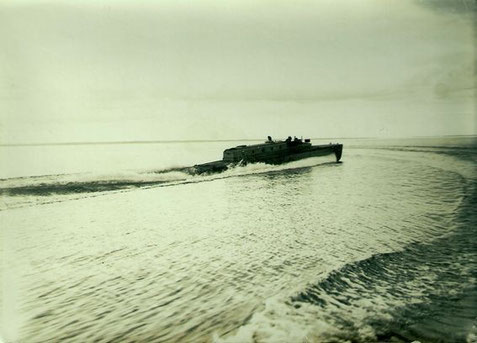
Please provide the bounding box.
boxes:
[0,156,336,210]
[1,138,476,342]
[217,144,477,343]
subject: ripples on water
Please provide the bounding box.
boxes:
[1,138,476,342]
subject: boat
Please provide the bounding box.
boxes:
[193,136,343,174]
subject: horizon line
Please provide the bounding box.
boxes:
[1,134,476,147]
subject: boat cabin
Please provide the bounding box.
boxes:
[222,137,312,163]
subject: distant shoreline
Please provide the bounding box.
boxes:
[1,135,475,147]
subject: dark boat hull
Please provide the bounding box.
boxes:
[193,143,343,174]
[261,144,342,164]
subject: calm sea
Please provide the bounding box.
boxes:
[1,137,476,342]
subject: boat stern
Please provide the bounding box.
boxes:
[334,144,343,162]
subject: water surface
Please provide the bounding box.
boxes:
[1,137,476,342]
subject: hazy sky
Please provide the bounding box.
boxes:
[0,0,475,143]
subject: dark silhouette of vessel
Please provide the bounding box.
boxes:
[193,136,343,174]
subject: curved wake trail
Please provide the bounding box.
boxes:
[2,140,475,343]
[217,145,477,343]
[0,157,337,210]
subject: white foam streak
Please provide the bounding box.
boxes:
[0,169,190,189]
[217,297,340,343]
[0,157,336,190]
